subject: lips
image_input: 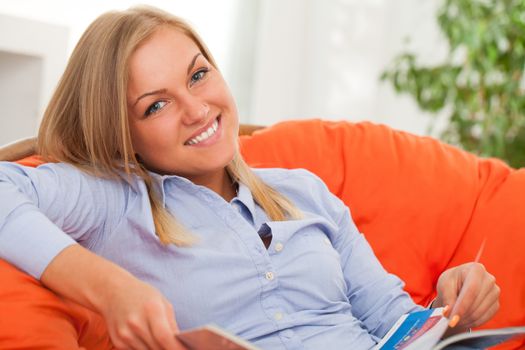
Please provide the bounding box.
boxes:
[184,115,220,146]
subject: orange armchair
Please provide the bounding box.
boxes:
[0,119,524,349]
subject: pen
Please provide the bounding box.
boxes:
[448,237,487,328]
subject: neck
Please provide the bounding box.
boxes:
[189,169,237,201]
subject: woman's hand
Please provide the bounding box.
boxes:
[41,245,186,350]
[101,277,186,350]
[433,262,500,332]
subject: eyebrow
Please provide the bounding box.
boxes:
[187,52,202,74]
[132,53,203,107]
[133,89,167,107]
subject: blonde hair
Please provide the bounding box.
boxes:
[38,5,301,245]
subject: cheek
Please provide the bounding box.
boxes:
[210,77,238,115]
[129,117,179,157]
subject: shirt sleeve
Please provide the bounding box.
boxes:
[0,161,126,279]
[332,206,424,338]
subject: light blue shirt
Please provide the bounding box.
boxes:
[0,161,423,349]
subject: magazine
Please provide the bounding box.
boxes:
[374,308,525,350]
[176,308,525,350]
[176,325,261,350]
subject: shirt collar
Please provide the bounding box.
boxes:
[232,181,257,221]
[148,171,197,208]
[148,171,257,221]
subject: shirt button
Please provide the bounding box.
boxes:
[274,242,284,252]
[265,271,275,281]
[274,312,283,321]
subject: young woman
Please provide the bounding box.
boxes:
[0,6,499,350]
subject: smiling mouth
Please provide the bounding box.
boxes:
[185,116,220,146]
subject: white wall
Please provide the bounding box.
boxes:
[0,0,238,71]
[0,0,239,145]
[0,51,42,145]
[0,14,68,145]
[0,0,450,145]
[247,0,449,136]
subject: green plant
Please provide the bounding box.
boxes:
[382,0,525,168]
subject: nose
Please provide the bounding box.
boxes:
[180,95,209,125]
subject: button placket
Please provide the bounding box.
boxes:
[227,211,238,222]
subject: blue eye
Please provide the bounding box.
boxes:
[190,68,209,85]
[144,101,167,117]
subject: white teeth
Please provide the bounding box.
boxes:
[187,118,219,145]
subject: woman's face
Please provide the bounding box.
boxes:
[127,26,239,183]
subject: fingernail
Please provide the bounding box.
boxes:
[449,315,460,328]
[443,305,450,317]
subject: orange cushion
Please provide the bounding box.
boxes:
[15,154,45,168]
[0,155,112,350]
[2,119,524,349]
[240,119,525,336]
[0,259,112,349]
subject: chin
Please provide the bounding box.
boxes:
[213,150,237,169]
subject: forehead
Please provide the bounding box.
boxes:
[128,26,201,84]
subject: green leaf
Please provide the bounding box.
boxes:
[381,0,525,167]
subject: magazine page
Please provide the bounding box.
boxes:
[433,326,525,350]
[375,307,525,350]
[374,308,448,350]
[176,325,261,350]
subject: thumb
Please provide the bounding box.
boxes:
[163,300,179,333]
[435,270,462,315]
[163,301,188,349]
